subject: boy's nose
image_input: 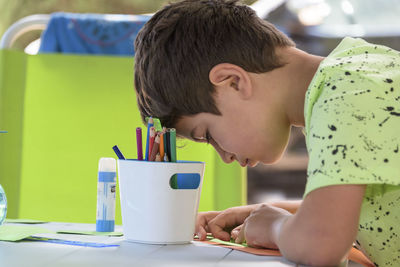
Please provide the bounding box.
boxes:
[221,151,235,164]
[213,143,235,164]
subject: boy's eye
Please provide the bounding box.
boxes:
[193,130,212,144]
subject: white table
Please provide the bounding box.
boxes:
[0,222,362,267]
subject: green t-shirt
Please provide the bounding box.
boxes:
[304,37,400,266]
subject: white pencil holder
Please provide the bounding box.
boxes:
[118,160,205,244]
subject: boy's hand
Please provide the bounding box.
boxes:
[235,204,292,249]
[195,205,260,241]
[195,211,220,240]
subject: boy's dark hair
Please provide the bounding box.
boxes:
[134,0,294,127]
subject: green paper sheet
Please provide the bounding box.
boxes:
[209,238,246,247]
[0,224,54,241]
[5,218,48,224]
[57,230,123,236]
[206,234,247,247]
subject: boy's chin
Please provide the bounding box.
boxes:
[247,160,259,167]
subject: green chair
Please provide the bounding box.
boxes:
[0,16,246,224]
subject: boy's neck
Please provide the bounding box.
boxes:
[269,47,324,127]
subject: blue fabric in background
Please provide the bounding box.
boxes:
[39,12,151,56]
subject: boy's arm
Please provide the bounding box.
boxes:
[270,200,302,214]
[260,185,365,266]
[279,184,366,265]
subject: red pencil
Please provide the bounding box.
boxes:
[149,134,160,161]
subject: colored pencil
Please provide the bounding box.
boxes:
[148,127,156,161]
[170,128,177,163]
[145,117,154,161]
[112,145,125,160]
[162,127,167,158]
[165,129,171,161]
[149,134,160,161]
[136,127,143,160]
[169,128,177,189]
[159,133,165,162]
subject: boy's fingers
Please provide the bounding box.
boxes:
[208,221,231,241]
[230,224,243,239]
[235,226,245,244]
[231,230,239,239]
[195,216,208,240]
[210,226,231,241]
[196,227,207,240]
[207,208,249,241]
[195,211,220,240]
[195,214,206,231]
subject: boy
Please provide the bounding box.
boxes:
[134,0,400,266]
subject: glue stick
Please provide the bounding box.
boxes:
[96,157,116,232]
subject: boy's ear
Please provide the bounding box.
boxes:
[209,63,253,99]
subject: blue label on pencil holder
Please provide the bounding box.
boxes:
[169,173,201,189]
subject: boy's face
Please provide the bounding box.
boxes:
[175,84,291,167]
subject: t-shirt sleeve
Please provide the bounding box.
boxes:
[304,73,400,197]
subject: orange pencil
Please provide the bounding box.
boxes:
[148,126,155,160]
[149,134,160,161]
[159,133,165,162]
